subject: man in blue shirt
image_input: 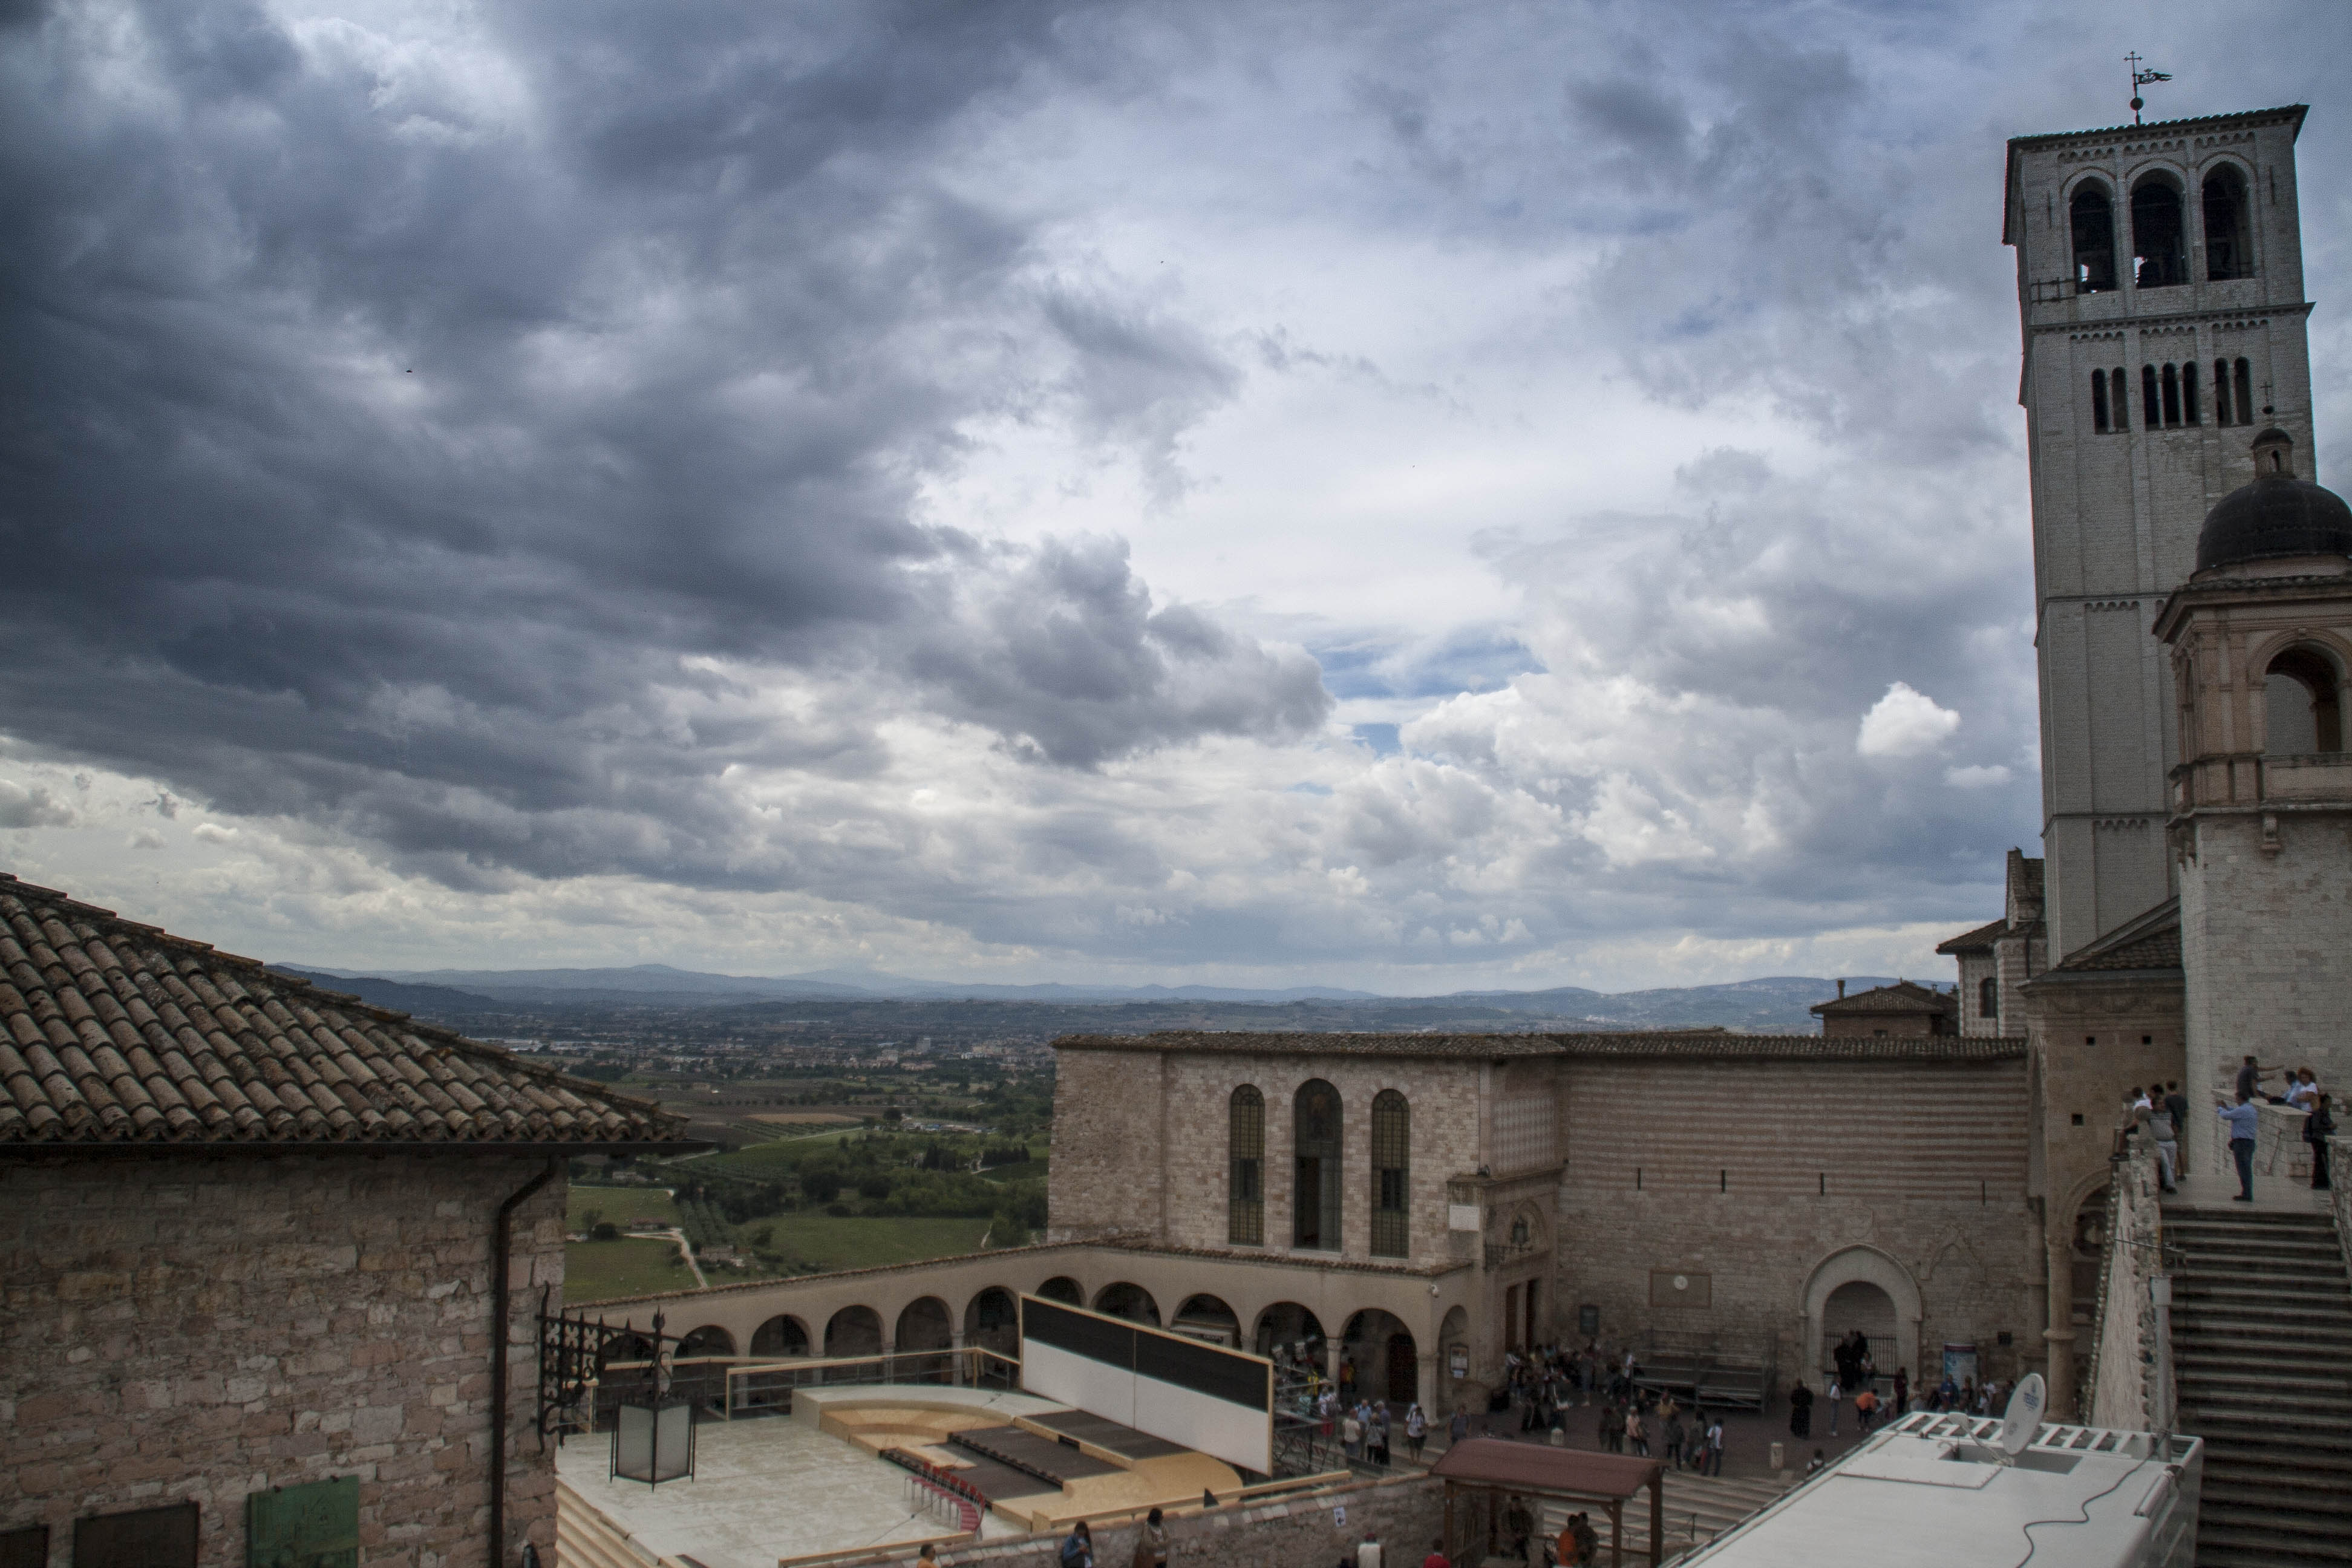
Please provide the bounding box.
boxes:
[2218,1092,2263,1201]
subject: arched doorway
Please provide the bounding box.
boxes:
[751,1315,810,1359]
[1820,1282,1895,1383]
[965,1288,1019,1359]
[1172,1294,1241,1347]
[825,1305,883,1359]
[1255,1302,1326,1361]
[1342,1309,1418,1406]
[897,1296,953,1353]
[1093,1282,1160,1326]
[1036,1276,1084,1306]
[676,1324,736,1359]
[1800,1246,1922,1391]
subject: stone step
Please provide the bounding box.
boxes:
[2174,1275,2352,1301]
[2171,1303,2352,1334]
[2195,1520,2352,1566]
[2177,1387,2352,1420]
[2205,1480,2352,1519]
[2177,1353,2352,1380]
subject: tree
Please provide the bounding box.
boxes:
[591,1222,621,1242]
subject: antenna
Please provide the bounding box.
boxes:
[2126,54,2171,125]
[1998,1372,2047,1455]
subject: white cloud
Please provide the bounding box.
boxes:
[1944,764,2013,789]
[1857,683,1961,758]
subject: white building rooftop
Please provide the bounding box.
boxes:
[1679,1414,2201,1568]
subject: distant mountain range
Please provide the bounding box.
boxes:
[271,960,1932,1031]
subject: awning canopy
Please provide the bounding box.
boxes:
[1428,1439,1662,1500]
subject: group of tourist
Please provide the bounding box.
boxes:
[2135,1061,2337,1203]
[1485,1339,1728,1474]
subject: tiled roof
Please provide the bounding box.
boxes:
[2007,105,2305,151]
[1053,1030,2024,1063]
[1808,980,1958,1018]
[1935,918,2010,955]
[2037,897,2184,981]
[0,874,693,1149]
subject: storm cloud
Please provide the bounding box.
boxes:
[2,0,2346,987]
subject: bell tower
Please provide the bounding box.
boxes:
[2002,105,2314,961]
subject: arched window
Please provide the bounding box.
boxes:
[1370,1090,1410,1258]
[2161,363,2181,428]
[2183,361,2200,425]
[1979,976,1999,1021]
[2131,175,2187,289]
[1293,1079,1342,1251]
[2267,648,2343,754]
[2090,368,2110,433]
[2203,165,2253,281]
[2110,368,2129,431]
[2214,359,2233,426]
[2235,359,2255,425]
[2141,365,2160,431]
[1228,1086,1264,1246]
[2069,184,2118,293]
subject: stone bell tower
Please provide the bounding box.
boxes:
[2155,426,2352,1177]
[2004,106,2315,961]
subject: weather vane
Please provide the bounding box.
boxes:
[2126,53,2171,125]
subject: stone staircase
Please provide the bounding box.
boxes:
[2164,1205,2352,1567]
[1525,1469,1792,1564]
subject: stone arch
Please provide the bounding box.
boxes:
[1254,1302,1327,1361]
[1171,1294,1241,1347]
[676,1324,736,1358]
[825,1304,883,1360]
[897,1296,953,1354]
[2200,157,2254,281]
[1341,1308,1419,1407]
[1092,1281,1160,1326]
[1036,1275,1084,1306]
[751,1314,811,1359]
[2066,175,2118,294]
[1800,1244,1922,1389]
[2262,644,2345,756]
[964,1287,1019,1358]
[2128,167,2189,289]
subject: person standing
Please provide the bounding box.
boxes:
[1405,1403,1428,1462]
[1892,1367,1909,1418]
[1663,1408,1686,1469]
[1788,1380,1813,1439]
[1598,1400,1621,1453]
[2306,1093,2336,1191]
[1853,1385,1877,1434]
[1131,1508,1168,1568]
[1060,1521,1095,1568]
[1625,1405,1650,1457]
[1448,1407,1469,1449]
[1356,1532,1383,1568]
[1342,1407,1363,1462]
[1705,1413,1726,1476]
[2220,1091,2262,1201]
[2149,1099,2179,1193]
[1824,1375,1843,1437]
[1423,1540,1451,1568]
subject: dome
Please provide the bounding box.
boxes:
[2194,429,2352,572]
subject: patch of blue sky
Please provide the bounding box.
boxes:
[1312,629,1542,702]
[1350,724,1400,757]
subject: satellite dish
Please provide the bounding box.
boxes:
[1998,1373,2047,1455]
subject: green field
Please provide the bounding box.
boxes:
[745,1215,993,1273]
[564,1237,693,1302]
[567,1187,681,1229]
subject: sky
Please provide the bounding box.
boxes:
[5,0,2350,992]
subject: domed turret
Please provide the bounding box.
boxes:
[2195,429,2352,573]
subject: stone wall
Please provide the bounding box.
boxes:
[0,1152,566,1568]
[1554,1053,2038,1387]
[2181,809,2352,1178]
[1049,1045,1487,1267]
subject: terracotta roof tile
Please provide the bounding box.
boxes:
[0,872,693,1151]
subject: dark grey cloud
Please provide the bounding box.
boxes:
[0,0,1321,889]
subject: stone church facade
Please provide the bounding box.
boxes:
[1047,1031,2037,1414]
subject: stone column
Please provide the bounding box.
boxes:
[950,1330,966,1386]
[2043,1233,2076,1420]
[882,1339,897,1385]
